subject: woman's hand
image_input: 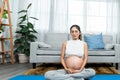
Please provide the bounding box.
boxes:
[66,68,74,74]
[66,68,82,74]
[71,69,82,73]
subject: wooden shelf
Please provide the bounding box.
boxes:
[1,24,12,26]
[0,8,12,13]
[0,0,14,64]
[0,37,11,40]
[0,50,11,53]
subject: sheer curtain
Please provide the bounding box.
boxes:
[68,0,120,43]
[48,0,68,33]
[10,0,120,43]
[29,0,68,41]
[86,0,120,43]
[107,0,120,43]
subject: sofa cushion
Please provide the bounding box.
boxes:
[88,50,115,56]
[37,50,61,55]
[37,48,115,56]
[44,33,68,48]
[38,47,61,51]
[84,33,105,50]
[37,47,61,55]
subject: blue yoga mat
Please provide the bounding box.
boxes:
[89,74,120,80]
[9,75,45,80]
[9,74,120,80]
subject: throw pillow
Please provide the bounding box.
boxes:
[38,42,51,48]
[104,44,114,50]
[84,33,105,50]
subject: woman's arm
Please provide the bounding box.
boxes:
[79,42,88,71]
[60,42,68,70]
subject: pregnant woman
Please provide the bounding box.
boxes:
[45,25,96,80]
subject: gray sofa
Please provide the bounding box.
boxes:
[30,33,120,68]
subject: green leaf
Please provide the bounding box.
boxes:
[19,24,26,28]
[19,15,27,21]
[23,42,30,56]
[28,38,36,42]
[18,10,27,13]
[27,3,32,9]
[14,39,21,43]
[27,22,33,28]
[24,43,30,49]
[19,15,26,19]
[32,29,37,33]
[21,27,29,33]
[2,11,8,19]
[30,17,38,20]
[27,34,37,41]
[18,15,27,24]
[0,25,4,32]
[18,20,25,24]
[14,37,25,44]
[15,31,22,33]
[14,45,24,54]
[28,34,37,39]
[24,50,30,56]
[2,15,7,19]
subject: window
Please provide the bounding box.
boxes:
[29,0,119,35]
[68,0,117,33]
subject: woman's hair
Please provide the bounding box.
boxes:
[70,25,82,40]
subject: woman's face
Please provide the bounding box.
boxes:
[70,27,80,40]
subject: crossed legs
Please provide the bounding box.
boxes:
[45,68,96,80]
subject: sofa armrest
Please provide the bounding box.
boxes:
[114,44,120,62]
[30,42,39,63]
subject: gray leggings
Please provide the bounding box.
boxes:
[45,68,96,80]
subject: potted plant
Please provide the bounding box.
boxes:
[14,3,38,63]
[0,10,8,37]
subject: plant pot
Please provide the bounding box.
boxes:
[0,31,3,38]
[18,54,29,63]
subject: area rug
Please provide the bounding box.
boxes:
[24,63,120,75]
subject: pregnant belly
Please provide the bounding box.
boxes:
[65,56,83,70]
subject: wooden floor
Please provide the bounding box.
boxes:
[0,63,32,80]
[0,63,120,80]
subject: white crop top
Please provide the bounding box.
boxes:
[65,40,84,57]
